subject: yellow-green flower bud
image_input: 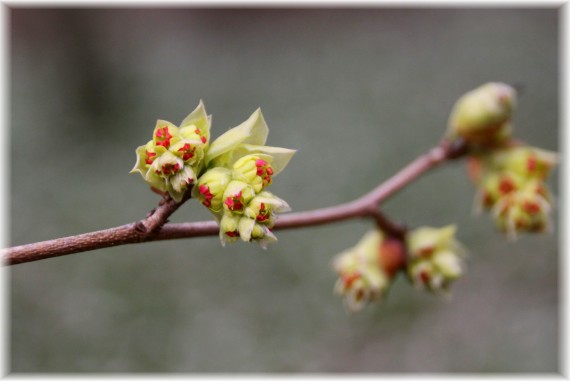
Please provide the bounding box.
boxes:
[194,167,232,212]
[500,146,558,181]
[169,139,205,168]
[406,225,466,293]
[476,171,526,210]
[332,230,402,312]
[131,140,167,179]
[447,82,516,146]
[219,214,241,246]
[222,180,256,215]
[232,154,275,192]
[244,191,291,226]
[492,180,553,239]
[237,217,278,248]
[152,120,181,149]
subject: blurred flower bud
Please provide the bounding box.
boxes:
[492,180,553,239]
[447,82,516,146]
[500,146,558,181]
[406,225,466,293]
[476,171,526,211]
[332,230,404,312]
[194,167,232,212]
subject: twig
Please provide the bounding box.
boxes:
[3,138,468,266]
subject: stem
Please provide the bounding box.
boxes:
[3,139,468,266]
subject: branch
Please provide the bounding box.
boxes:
[3,138,468,266]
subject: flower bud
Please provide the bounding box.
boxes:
[244,191,291,226]
[406,225,466,293]
[169,139,205,167]
[332,230,401,312]
[169,165,197,201]
[500,146,558,181]
[232,154,275,192]
[131,141,167,178]
[492,180,552,239]
[237,217,278,249]
[219,214,241,246]
[476,171,526,210]
[152,121,181,149]
[447,82,516,146]
[222,180,256,215]
[194,167,232,212]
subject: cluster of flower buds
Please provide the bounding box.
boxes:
[469,145,557,239]
[406,225,466,293]
[131,102,211,202]
[447,82,517,147]
[192,107,295,248]
[332,230,406,312]
[132,102,296,247]
[333,225,465,311]
[447,82,558,239]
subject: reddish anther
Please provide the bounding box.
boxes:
[225,192,244,211]
[419,246,435,258]
[342,273,361,289]
[419,271,430,285]
[199,185,214,207]
[523,201,540,214]
[256,203,269,222]
[255,159,268,167]
[499,176,516,194]
[201,136,207,144]
[178,143,195,161]
[155,126,173,148]
[527,155,537,172]
[225,231,239,237]
[161,163,180,176]
[145,151,157,165]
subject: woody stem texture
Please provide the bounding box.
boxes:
[3,138,468,266]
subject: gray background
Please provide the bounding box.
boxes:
[9,8,559,372]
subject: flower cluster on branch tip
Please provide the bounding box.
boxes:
[132,102,296,247]
[447,82,558,239]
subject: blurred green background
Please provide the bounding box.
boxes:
[9,8,559,372]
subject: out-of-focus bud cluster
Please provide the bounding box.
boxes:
[447,82,558,239]
[333,225,465,311]
[447,82,516,147]
[406,225,466,293]
[132,102,296,247]
[469,146,557,239]
[332,230,406,312]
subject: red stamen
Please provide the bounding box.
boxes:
[201,136,207,144]
[266,167,274,176]
[255,159,267,167]
[342,273,361,288]
[419,271,430,285]
[225,231,239,237]
[155,126,172,148]
[145,151,157,165]
[523,201,540,214]
[499,176,516,194]
[527,155,537,172]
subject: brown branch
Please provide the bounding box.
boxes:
[3,138,468,266]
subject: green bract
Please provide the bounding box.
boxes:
[132,101,295,247]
